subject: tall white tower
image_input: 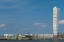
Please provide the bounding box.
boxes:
[53,7,60,36]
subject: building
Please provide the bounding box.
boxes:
[53,7,60,36]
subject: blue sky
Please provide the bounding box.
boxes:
[0,0,64,36]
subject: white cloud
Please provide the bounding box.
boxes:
[33,23,48,28]
[0,24,6,27]
[41,25,48,27]
[0,1,29,9]
[59,20,64,24]
[33,23,43,25]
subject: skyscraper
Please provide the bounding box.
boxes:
[53,7,60,36]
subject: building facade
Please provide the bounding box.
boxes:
[53,7,60,36]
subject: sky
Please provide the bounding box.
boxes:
[0,0,64,36]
